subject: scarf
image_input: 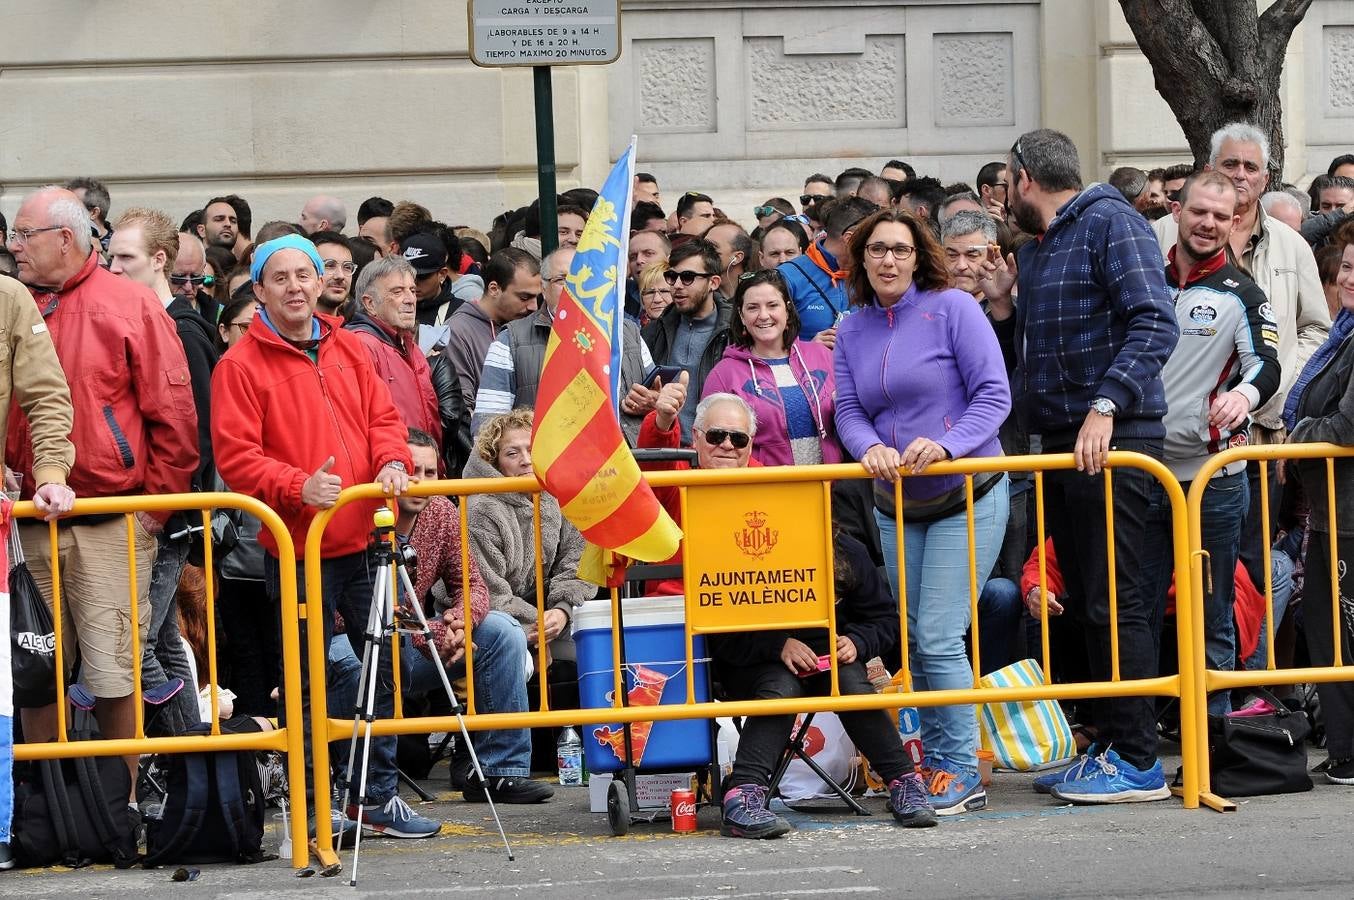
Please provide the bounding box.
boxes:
[805,240,846,288]
[1283,307,1354,430]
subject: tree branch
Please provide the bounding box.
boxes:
[1258,0,1314,67]
[1121,0,1232,85]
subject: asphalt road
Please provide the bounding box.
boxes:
[2,749,1349,900]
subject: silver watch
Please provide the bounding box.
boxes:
[383,460,408,473]
[1090,397,1117,417]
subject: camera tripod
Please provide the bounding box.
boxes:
[339,507,513,885]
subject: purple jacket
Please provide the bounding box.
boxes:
[834,283,1010,501]
[703,339,842,467]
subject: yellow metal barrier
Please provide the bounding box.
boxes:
[304,448,1201,857]
[1186,443,1354,812]
[9,493,310,868]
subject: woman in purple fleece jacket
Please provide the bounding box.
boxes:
[834,208,1011,817]
[702,269,842,466]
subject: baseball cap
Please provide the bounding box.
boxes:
[399,233,449,276]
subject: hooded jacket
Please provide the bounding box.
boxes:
[702,339,842,467]
[345,309,441,444]
[211,311,412,559]
[6,251,198,509]
[442,299,498,416]
[778,241,849,340]
[834,282,1010,505]
[167,295,219,491]
[1015,183,1178,443]
[461,452,594,629]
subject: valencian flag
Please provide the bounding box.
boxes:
[531,138,682,562]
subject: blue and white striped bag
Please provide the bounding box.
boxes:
[978,658,1076,771]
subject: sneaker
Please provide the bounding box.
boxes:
[0,841,15,870]
[348,796,441,839]
[1049,748,1170,804]
[462,775,555,804]
[926,761,987,816]
[887,773,937,828]
[308,808,360,843]
[1032,746,1103,795]
[720,784,791,839]
[1326,757,1354,785]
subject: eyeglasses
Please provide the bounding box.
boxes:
[170,274,216,287]
[782,214,812,225]
[323,259,358,274]
[6,225,64,245]
[229,320,251,332]
[697,427,750,449]
[547,275,569,285]
[1010,139,1028,175]
[799,194,825,207]
[663,269,713,286]
[865,242,916,261]
[753,206,780,219]
[640,288,672,298]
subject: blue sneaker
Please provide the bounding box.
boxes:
[887,773,937,828]
[721,784,791,839]
[1049,748,1170,804]
[347,796,442,838]
[1032,745,1103,795]
[927,759,986,816]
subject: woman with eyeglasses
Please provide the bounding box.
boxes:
[834,208,1011,816]
[636,259,673,327]
[215,294,258,355]
[702,269,840,466]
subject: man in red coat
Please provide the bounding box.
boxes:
[212,234,437,841]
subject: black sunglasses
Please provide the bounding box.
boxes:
[663,269,713,286]
[170,274,215,287]
[699,427,750,449]
[799,194,823,207]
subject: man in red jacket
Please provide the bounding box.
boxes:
[211,234,437,841]
[6,186,199,789]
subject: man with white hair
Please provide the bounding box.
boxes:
[5,186,198,787]
[1260,191,1305,232]
[1152,122,1329,588]
[300,194,348,235]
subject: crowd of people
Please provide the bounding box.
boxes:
[2,122,1353,847]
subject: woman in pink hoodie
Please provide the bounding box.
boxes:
[701,269,841,466]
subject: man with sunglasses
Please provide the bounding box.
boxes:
[641,239,732,439]
[801,174,834,212]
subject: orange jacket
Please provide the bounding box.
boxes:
[211,311,412,559]
[6,251,197,511]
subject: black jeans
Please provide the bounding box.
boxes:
[723,659,913,787]
[1302,532,1354,760]
[1043,436,1164,770]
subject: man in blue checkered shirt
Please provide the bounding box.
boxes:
[1006,128,1180,805]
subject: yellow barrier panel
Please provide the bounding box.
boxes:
[9,492,309,868]
[304,448,1201,853]
[1186,443,1354,812]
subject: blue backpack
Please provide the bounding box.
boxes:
[142,742,271,866]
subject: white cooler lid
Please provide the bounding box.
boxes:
[572,594,687,632]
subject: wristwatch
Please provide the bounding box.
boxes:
[382,460,408,473]
[1090,397,1117,417]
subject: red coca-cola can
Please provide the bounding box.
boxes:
[670,789,697,832]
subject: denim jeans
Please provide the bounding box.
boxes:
[1043,437,1164,770]
[266,550,398,806]
[978,577,1021,676]
[401,610,533,777]
[142,535,201,735]
[1242,549,1295,672]
[1144,470,1248,716]
[876,475,1009,770]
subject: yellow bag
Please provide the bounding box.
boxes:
[977,659,1076,771]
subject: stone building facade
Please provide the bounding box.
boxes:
[1,0,1350,232]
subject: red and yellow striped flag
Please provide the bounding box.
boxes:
[531,141,682,561]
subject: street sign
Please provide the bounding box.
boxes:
[468,0,621,68]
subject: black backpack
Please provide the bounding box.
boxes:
[142,748,271,866]
[10,755,139,869]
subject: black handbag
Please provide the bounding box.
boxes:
[1208,688,1313,797]
[8,525,57,708]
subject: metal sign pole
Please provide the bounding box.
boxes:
[535,64,558,259]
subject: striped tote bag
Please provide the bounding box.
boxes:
[978,658,1076,771]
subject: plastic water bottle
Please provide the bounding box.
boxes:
[557,726,583,786]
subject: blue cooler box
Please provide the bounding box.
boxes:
[574,595,712,774]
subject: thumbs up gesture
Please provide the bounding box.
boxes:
[301,456,343,509]
[654,370,689,432]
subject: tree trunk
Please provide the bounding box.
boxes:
[1118,0,1313,180]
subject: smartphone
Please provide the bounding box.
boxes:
[643,364,685,385]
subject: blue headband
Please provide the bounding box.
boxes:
[250,234,325,282]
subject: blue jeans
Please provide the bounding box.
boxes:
[1145,469,1248,716]
[401,610,533,777]
[266,550,398,806]
[1242,549,1295,672]
[977,577,1021,675]
[876,475,1009,770]
[143,535,200,735]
